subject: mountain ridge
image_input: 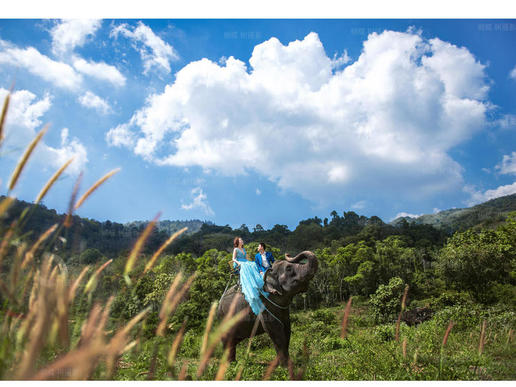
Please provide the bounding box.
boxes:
[390,193,516,233]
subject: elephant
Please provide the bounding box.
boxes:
[216,250,318,366]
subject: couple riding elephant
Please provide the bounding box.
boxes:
[217,241,318,366]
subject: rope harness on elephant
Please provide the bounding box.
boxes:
[219,266,288,328]
[258,288,290,328]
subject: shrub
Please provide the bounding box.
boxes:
[373,324,395,342]
[312,309,337,325]
[369,277,405,323]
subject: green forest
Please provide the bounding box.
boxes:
[0,95,515,380]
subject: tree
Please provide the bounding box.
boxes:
[369,276,405,323]
[79,248,103,264]
[437,221,515,303]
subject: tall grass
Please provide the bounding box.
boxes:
[0,94,243,380]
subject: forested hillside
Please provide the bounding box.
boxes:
[6,194,516,261]
[391,194,516,233]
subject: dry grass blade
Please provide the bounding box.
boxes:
[442,320,454,347]
[479,320,486,355]
[223,293,239,324]
[507,329,514,346]
[200,301,218,356]
[84,259,113,294]
[245,313,262,357]
[156,272,197,336]
[16,257,55,379]
[288,358,295,380]
[144,227,188,274]
[0,220,16,265]
[32,345,104,380]
[0,196,15,218]
[235,364,244,381]
[215,348,230,380]
[197,307,248,378]
[124,212,160,285]
[68,265,90,303]
[74,168,121,210]
[263,355,279,380]
[64,172,83,228]
[167,319,188,369]
[396,285,409,342]
[0,92,10,145]
[22,223,58,269]
[340,296,352,339]
[106,306,151,378]
[402,338,407,358]
[35,157,74,204]
[159,273,183,321]
[8,124,48,192]
[178,361,189,380]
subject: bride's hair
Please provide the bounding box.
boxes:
[233,237,241,248]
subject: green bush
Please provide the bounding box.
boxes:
[312,309,337,325]
[369,277,405,323]
[373,324,395,342]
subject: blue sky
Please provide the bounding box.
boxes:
[0,19,515,230]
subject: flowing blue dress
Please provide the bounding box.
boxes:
[234,248,268,315]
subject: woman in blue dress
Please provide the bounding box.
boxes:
[232,237,268,315]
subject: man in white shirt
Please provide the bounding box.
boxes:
[254,242,275,277]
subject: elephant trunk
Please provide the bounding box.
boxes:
[285,250,318,279]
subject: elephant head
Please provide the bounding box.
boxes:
[263,250,318,300]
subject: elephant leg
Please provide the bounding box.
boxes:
[261,313,290,367]
[224,335,244,363]
[222,334,236,363]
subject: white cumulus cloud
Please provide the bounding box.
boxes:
[73,57,126,87]
[111,21,179,74]
[0,88,88,176]
[108,30,490,205]
[465,182,516,206]
[106,123,136,148]
[0,40,82,90]
[78,91,112,114]
[510,65,516,80]
[392,212,423,221]
[496,152,516,175]
[50,19,101,56]
[181,187,214,216]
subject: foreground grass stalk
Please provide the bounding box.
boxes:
[143,227,188,274]
[35,157,74,205]
[124,212,160,285]
[8,124,48,193]
[197,307,248,378]
[479,320,486,355]
[74,168,121,210]
[167,319,188,371]
[215,348,230,380]
[64,172,83,228]
[200,302,218,356]
[157,272,197,336]
[0,92,11,146]
[21,223,58,269]
[438,320,454,379]
[0,196,15,218]
[340,296,352,339]
[396,285,409,342]
[263,355,280,380]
